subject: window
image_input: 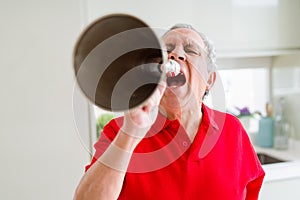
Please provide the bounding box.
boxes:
[219,68,269,115]
[218,67,270,133]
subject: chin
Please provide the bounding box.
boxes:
[163,85,190,104]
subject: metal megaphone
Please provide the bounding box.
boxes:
[73,14,179,111]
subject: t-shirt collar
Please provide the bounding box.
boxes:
[201,103,220,131]
[151,103,219,133]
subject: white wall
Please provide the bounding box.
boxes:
[0,0,91,199]
[272,54,300,140]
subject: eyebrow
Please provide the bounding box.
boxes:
[165,43,175,51]
[186,42,200,50]
[164,38,208,55]
[165,42,208,56]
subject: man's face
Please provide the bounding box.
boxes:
[161,28,213,107]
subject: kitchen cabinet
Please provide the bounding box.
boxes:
[259,178,300,200]
[85,0,300,54]
[255,140,300,200]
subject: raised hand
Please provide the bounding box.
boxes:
[122,81,167,139]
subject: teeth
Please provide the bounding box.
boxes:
[167,71,176,77]
[166,71,184,78]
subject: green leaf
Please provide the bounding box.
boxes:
[96,113,114,139]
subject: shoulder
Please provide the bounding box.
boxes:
[224,112,244,128]
[203,104,243,131]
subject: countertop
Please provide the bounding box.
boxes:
[254,139,300,182]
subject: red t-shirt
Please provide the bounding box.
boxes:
[86,104,265,200]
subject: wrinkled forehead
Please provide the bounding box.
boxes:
[163,28,207,51]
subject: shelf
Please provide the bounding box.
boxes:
[273,88,300,96]
[217,48,300,59]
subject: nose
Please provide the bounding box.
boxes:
[168,48,186,61]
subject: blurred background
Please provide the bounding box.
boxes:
[0,0,299,199]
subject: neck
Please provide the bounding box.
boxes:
[159,99,203,141]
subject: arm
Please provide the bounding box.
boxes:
[73,131,141,200]
[245,173,265,200]
[73,83,166,200]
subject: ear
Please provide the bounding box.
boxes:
[206,72,216,90]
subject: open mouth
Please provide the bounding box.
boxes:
[166,72,186,87]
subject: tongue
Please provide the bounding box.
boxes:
[167,80,182,87]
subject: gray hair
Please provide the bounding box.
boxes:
[165,23,217,72]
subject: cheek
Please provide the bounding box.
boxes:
[187,61,209,100]
[188,69,207,99]
[187,57,210,82]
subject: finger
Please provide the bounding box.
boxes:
[135,81,167,113]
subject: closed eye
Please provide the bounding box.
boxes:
[165,43,175,53]
[185,49,199,55]
[184,46,201,56]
